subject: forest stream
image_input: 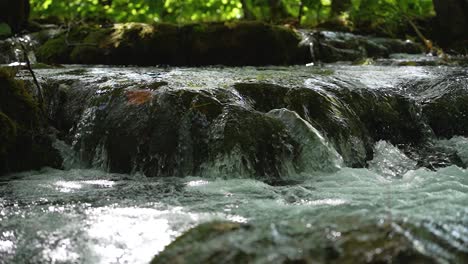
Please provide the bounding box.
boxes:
[0,64,467,263]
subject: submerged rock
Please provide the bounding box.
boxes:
[37,22,310,66]
[151,220,449,264]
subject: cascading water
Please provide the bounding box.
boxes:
[1,64,467,263]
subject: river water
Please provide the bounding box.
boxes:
[1,65,468,263]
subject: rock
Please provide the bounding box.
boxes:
[151,221,247,264]
[37,22,310,66]
[35,66,468,177]
[267,109,343,173]
[420,71,468,138]
[60,83,298,179]
[299,30,423,63]
[204,106,297,180]
[234,82,431,167]
[151,220,441,264]
[0,67,62,175]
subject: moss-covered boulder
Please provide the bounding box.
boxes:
[0,67,62,175]
[37,22,310,66]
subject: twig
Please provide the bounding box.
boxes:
[18,41,44,106]
[406,18,432,51]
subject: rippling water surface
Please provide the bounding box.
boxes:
[1,138,467,263]
[2,65,468,263]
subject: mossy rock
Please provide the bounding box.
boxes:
[0,67,62,175]
[37,22,310,66]
[36,26,98,64]
[184,21,308,66]
[69,27,113,64]
[0,67,40,128]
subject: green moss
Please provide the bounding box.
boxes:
[69,27,113,64]
[36,35,71,64]
[36,26,97,64]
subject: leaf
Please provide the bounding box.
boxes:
[126,89,154,105]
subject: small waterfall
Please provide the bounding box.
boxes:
[368,141,418,178]
[267,108,343,174]
[0,35,37,65]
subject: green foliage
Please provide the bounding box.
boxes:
[348,0,435,35]
[30,0,434,33]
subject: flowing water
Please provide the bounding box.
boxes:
[1,65,468,263]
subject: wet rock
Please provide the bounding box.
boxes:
[37,22,310,66]
[420,71,468,138]
[151,221,442,264]
[335,89,430,146]
[284,87,370,167]
[234,82,369,166]
[234,82,431,167]
[151,221,248,264]
[58,82,296,179]
[34,66,468,176]
[0,28,63,64]
[300,30,423,63]
[267,109,343,173]
[0,67,62,175]
[234,83,289,112]
[204,106,297,179]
